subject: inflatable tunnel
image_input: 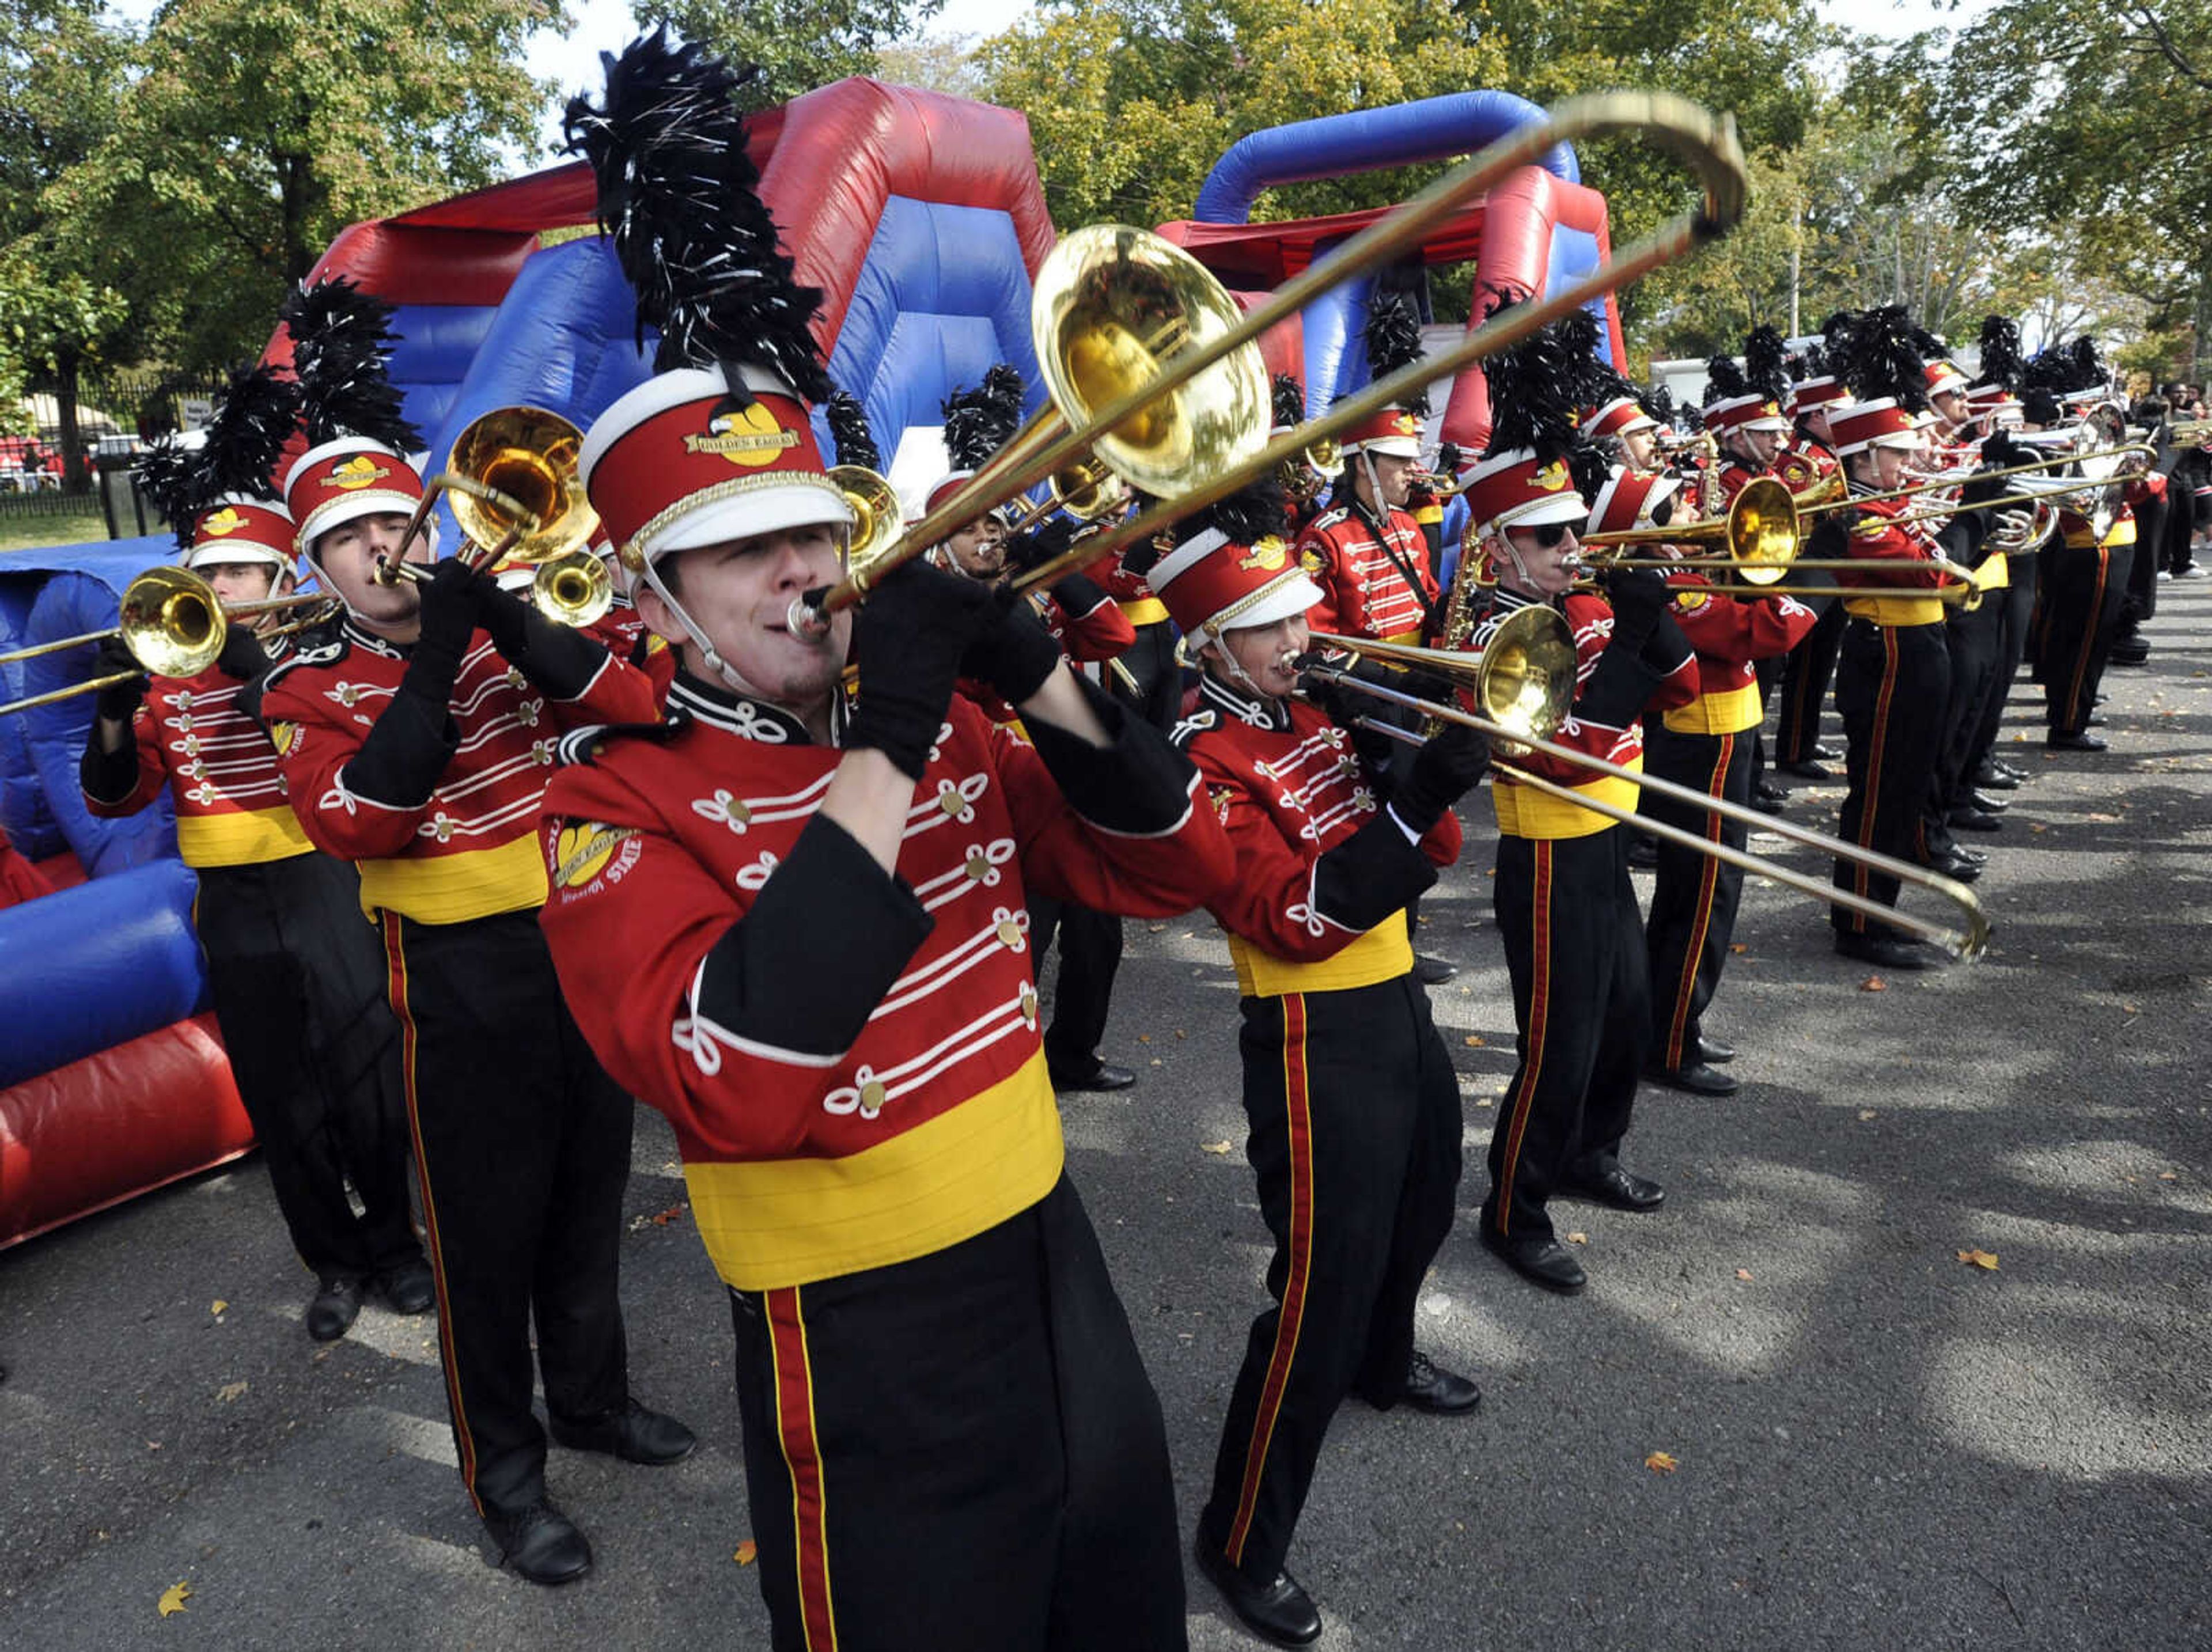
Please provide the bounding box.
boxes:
[1158,89,1625,452]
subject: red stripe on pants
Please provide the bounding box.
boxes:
[767,1287,839,1651]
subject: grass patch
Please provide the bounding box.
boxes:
[0,506,109,554]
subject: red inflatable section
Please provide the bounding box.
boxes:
[0,1014,252,1251]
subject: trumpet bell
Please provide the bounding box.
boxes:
[531,550,615,628]
[120,565,226,679]
[447,406,600,566]
[828,465,903,579]
[1049,455,1128,521]
[1031,225,1269,502]
[1305,437,1341,475]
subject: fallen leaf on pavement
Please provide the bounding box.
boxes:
[1729,942,1748,955]
[1463,1034,1484,1047]
[216,1381,247,1403]
[1734,1268,1753,1282]
[1858,1109,1878,1121]
[210,1299,227,1317]
[650,1204,686,1226]
[1644,1452,1678,1474]
[1200,1140,1233,1155]
[157,1581,192,1617]
[1565,1231,1589,1245]
[733,1540,757,1567]
[1956,1249,1999,1271]
[1860,976,1888,992]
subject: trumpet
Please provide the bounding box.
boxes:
[1301,631,1989,959]
[1577,476,1798,585]
[0,566,334,718]
[797,92,1747,632]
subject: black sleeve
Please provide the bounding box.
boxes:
[1310,811,1440,931]
[691,814,935,1058]
[343,683,460,808]
[1575,641,1666,728]
[508,605,617,701]
[1639,607,1695,677]
[1019,672,1200,836]
[79,730,140,805]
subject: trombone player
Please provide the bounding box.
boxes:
[83,369,428,1347]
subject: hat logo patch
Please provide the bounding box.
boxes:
[199,507,246,536]
[329,456,390,491]
[1238,535,1289,572]
[688,404,799,469]
[1533,460,1570,492]
[1391,412,1418,437]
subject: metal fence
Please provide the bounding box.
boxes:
[1,371,236,540]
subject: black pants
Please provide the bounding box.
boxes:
[1484,828,1648,1244]
[1028,896,1123,1074]
[1934,594,2002,814]
[1965,556,2038,778]
[1774,599,1844,765]
[730,1176,1185,1652]
[1747,653,1782,795]
[382,907,635,1520]
[1832,619,1949,939]
[196,853,417,1281]
[1643,723,1751,1071]
[1200,976,1461,1585]
[2124,494,2165,631]
[2041,541,2134,735]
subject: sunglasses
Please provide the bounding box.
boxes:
[1519,521,1575,549]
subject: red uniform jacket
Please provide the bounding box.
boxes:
[536,670,1233,1291]
[1172,673,1460,998]
[1475,588,1698,839]
[1296,501,1438,642]
[258,620,657,923]
[1659,578,1819,736]
[1835,493,1951,627]
[84,650,313,867]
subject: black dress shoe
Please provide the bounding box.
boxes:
[1967,790,2009,813]
[306,1276,364,1343]
[1696,1035,1735,1064]
[2086,713,2108,728]
[1194,1534,1322,1647]
[1412,954,1457,986]
[1479,1225,1588,1294]
[1993,759,2030,782]
[1567,1164,1666,1211]
[1047,1059,1138,1093]
[1395,1350,1482,1415]
[1834,933,1938,971]
[484,1501,593,1586]
[1776,759,1833,781]
[1974,763,2021,790]
[550,1399,698,1466]
[1946,806,2002,833]
[1626,837,1660,870]
[1643,1059,1738,1097]
[2048,730,2107,752]
[1754,779,1789,804]
[1810,743,1840,761]
[376,1257,436,1316]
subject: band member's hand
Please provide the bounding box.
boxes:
[961,590,1063,706]
[1392,721,1490,832]
[215,622,272,683]
[846,561,1000,779]
[1003,515,1079,575]
[1606,565,1671,638]
[407,558,484,702]
[474,574,535,662]
[93,635,147,719]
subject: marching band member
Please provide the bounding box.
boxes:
[544,33,1231,1646]
[1158,475,1482,1648]
[2044,395,2146,752]
[1462,318,1698,1295]
[1272,373,1331,537]
[1771,328,1853,782]
[1582,467,1817,1098]
[84,367,427,1344]
[1823,313,1959,970]
[256,279,690,1585]
[1956,317,2040,799]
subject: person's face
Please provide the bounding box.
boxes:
[638,523,851,707]
[1932,389,1968,430]
[312,513,422,628]
[1493,518,1583,598]
[1620,427,1658,471]
[200,560,283,625]
[1807,408,1836,446]
[1854,445,1907,491]
[1210,614,1309,699]
[1737,426,1785,467]
[943,516,1006,579]
[1359,452,1417,510]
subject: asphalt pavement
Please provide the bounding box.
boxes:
[5,583,2209,1651]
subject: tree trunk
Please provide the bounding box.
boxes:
[54,350,89,495]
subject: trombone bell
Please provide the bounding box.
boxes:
[828,465,902,581]
[121,565,227,679]
[446,406,600,566]
[531,550,615,628]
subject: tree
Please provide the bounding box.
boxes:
[47,0,563,373]
[639,0,947,110]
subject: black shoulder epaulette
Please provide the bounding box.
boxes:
[1168,706,1219,752]
[1310,506,1351,533]
[554,706,690,768]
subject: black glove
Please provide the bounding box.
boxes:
[1606,565,1671,642]
[215,622,271,683]
[93,635,147,721]
[1120,528,1171,580]
[1047,569,1110,617]
[1979,429,2021,470]
[845,561,1002,779]
[1004,515,1079,576]
[474,573,534,662]
[961,590,1063,706]
[1389,721,1490,835]
[405,559,483,707]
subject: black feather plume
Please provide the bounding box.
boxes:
[281,278,420,452]
[1271,373,1305,429]
[826,389,878,472]
[941,374,1022,472]
[1794,339,1828,379]
[1567,440,1614,505]
[1645,384,1676,424]
[1703,354,1749,401]
[1976,315,2024,392]
[1479,300,1583,463]
[1556,308,1624,414]
[1910,325,1949,360]
[135,438,211,551]
[203,366,300,501]
[2066,335,2108,393]
[1743,326,1790,404]
[564,26,830,400]
[1361,290,1429,416]
[1195,471,1289,548]
[1835,304,1928,411]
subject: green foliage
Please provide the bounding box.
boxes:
[639,0,947,109]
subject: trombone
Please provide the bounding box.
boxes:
[790,92,1748,632]
[991,94,1749,604]
[1792,444,2156,517]
[1299,629,1989,959]
[0,566,334,718]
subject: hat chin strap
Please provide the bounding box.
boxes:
[1199,630,1274,701]
[640,558,764,700]
[310,520,439,625]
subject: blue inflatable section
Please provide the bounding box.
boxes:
[389,301,501,460]
[0,576,66,861]
[1193,90,1579,225]
[0,857,207,1089]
